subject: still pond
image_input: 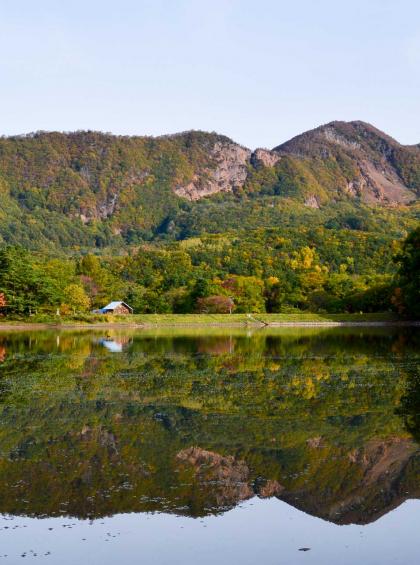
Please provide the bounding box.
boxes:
[0,327,419,564]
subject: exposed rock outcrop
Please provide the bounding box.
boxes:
[304,195,320,209]
[275,120,419,205]
[357,160,415,205]
[251,148,281,169]
[175,141,251,200]
[175,121,418,205]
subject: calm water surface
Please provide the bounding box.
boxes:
[0,327,419,564]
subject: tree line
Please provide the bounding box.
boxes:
[0,226,418,318]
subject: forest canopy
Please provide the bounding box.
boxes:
[0,225,418,317]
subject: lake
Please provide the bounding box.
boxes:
[0,326,419,564]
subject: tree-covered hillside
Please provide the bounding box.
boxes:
[0,121,418,252]
[0,121,418,316]
[0,130,232,249]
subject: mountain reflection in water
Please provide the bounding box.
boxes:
[0,327,419,527]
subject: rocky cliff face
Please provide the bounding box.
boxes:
[174,141,252,200]
[250,148,281,169]
[173,121,419,205]
[274,121,419,205]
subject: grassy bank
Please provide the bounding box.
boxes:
[0,312,412,330]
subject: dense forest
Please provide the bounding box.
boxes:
[0,121,419,317]
[0,226,418,317]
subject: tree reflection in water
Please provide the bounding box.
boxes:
[0,327,418,525]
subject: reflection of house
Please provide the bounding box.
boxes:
[99,335,132,352]
[99,301,133,315]
[99,339,123,352]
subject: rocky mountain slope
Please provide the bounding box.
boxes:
[273,121,419,206]
[0,121,418,250]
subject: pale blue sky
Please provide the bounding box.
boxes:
[1,0,419,148]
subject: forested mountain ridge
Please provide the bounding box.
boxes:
[0,121,418,251]
[0,121,419,316]
[273,121,419,205]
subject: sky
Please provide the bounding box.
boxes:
[0,0,419,148]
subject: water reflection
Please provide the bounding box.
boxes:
[0,327,419,527]
[98,336,133,353]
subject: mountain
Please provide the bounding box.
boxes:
[273,121,419,206]
[0,121,418,251]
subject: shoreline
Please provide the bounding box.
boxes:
[0,320,418,331]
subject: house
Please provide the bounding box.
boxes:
[99,301,133,315]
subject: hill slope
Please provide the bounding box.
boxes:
[273,121,419,205]
[0,121,418,251]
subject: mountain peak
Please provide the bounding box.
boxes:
[270,120,419,205]
[273,120,404,154]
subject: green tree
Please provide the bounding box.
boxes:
[221,276,265,313]
[63,284,91,314]
[394,227,420,318]
[0,246,62,314]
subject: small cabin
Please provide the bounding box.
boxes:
[99,301,133,315]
